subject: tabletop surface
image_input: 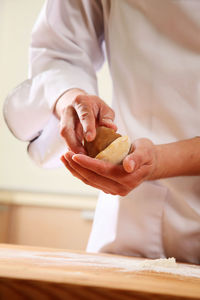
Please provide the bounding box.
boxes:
[0,244,200,300]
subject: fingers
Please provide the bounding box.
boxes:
[60,106,86,154]
[62,152,129,196]
[58,92,118,153]
[76,122,84,144]
[60,155,110,194]
[72,153,127,181]
[73,95,97,142]
[69,152,149,193]
[72,142,153,187]
[98,102,117,131]
[73,95,117,141]
[60,138,156,196]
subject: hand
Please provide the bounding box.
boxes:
[61,138,157,196]
[54,88,117,154]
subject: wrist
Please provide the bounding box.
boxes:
[149,144,166,180]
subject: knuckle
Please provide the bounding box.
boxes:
[119,189,129,197]
[105,191,111,194]
[99,101,115,118]
[110,109,115,119]
[103,109,115,120]
[102,189,111,194]
[73,95,84,106]
[102,190,109,194]
[60,124,72,136]
[80,111,90,121]
[115,185,129,197]
[73,101,93,123]
[109,191,117,196]
[60,126,67,137]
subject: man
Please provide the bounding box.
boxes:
[4,0,200,263]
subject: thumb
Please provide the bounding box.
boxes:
[123,152,136,173]
[123,139,153,173]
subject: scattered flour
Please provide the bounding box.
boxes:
[0,249,200,278]
[139,257,177,268]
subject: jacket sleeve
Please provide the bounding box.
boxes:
[3,0,104,167]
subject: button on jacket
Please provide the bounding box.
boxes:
[4,0,200,263]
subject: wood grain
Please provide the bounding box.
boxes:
[0,278,194,300]
[0,244,199,300]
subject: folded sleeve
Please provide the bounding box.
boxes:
[4,0,104,144]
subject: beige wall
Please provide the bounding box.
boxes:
[0,0,112,196]
[1,204,93,250]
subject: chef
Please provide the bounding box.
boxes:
[4,0,200,264]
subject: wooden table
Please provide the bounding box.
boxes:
[0,244,199,299]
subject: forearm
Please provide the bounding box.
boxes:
[151,137,200,180]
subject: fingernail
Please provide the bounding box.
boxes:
[72,154,79,162]
[85,131,93,141]
[60,156,66,164]
[128,160,135,172]
[64,152,71,160]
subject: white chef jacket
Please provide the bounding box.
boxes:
[4,0,200,264]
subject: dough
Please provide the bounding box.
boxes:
[95,135,131,164]
[84,126,131,164]
[84,126,121,158]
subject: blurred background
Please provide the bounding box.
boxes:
[0,0,112,251]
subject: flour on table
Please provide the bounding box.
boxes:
[0,249,200,278]
[139,257,177,268]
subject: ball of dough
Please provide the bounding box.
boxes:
[84,126,131,164]
[95,135,131,164]
[84,126,121,158]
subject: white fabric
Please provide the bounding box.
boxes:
[4,0,200,263]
